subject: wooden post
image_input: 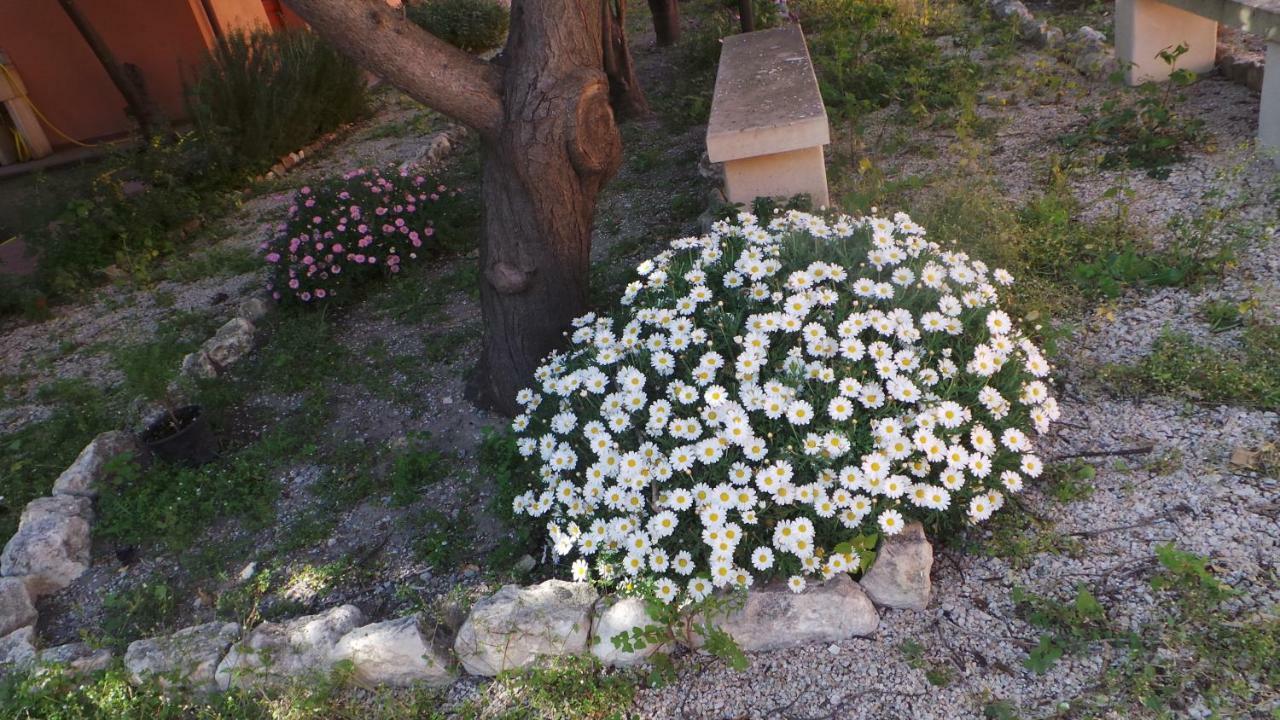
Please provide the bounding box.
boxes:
[739,0,755,32]
[0,61,53,160]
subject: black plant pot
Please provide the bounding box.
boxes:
[141,405,218,467]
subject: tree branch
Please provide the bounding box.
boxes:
[284,0,504,137]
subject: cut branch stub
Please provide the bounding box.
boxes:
[486,261,535,295]
[567,76,622,178]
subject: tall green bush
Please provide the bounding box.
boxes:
[406,0,510,53]
[185,29,368,173]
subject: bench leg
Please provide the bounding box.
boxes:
[1115,0,1217,85]
[1261,42,1280,163]
[723,146,830,210]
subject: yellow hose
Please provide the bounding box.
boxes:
[1,63,100,149]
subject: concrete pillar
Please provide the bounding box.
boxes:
[723,146,830,209]
[1261,42,1280,161]
[1115,0,1217,85]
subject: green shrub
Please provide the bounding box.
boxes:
[406,0,510,53]
[793,0,979,120]
[186,29,368,174]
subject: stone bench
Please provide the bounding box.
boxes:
[1116,0,1279,156]
[706,25,831,209]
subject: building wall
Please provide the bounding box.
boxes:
[0,0,270,148]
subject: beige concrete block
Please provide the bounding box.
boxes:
[706,25,829,162]
[1154,0,1279,41]
[1116,0,1218,84]
[723,145,830,209]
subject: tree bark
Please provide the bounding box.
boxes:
[286,0,623,415]
[739,0,755,32]
[647,0,680,46]
[602,0,649,118]
[478,0,622,413]
[56,0,158,141]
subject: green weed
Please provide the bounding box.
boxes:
[495,656,636,719]
[1100,324,1280,410]
[99,578,180,649]
[1061,45,1206,178]
[1012,583,1114,673]
[388,433,451,506]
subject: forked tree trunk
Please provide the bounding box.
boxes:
[479,0,622,413]
[285,0,624,415]
[647,0,680,46]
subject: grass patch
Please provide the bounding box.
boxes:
[0,663,449,719]
[387,432,451,506]
[1100,323,1280,410]
[794,0,980,124]
[94,424,295,550]
[100,577,181,650]
[0,380,112,537]
[494,655,636,720]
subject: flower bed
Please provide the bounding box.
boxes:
[263,168,459,304]
[511,210,1058,602]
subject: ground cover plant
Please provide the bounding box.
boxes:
[263,168,463,304]
[511,210,1058,601]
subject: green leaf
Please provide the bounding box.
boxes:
[1024,635,1064,674]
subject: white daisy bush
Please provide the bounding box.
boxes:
[510,210,1058,603]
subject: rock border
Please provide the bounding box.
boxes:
[0,125,464,668]
[4,524,934,694]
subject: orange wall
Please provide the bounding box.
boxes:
[0,0,269,147]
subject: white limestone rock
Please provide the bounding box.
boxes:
[688,574,879,653]
[37,642,114,675]
[0,625,36,667]
[454,580,597,676]
[1,495,93,598]
[235,294,271,323]
[216,604,364,690]
[859,521,933,611]
[0,577,37,638]
[332,614,455,688]
[591,596,672,668]
[200,318,257,373]
[51,430,136,498]
[124,621,240,693]
[180,351,218,380]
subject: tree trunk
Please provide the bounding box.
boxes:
[647,0,680,46]
[602,0,649,118]
[56,0,158,141]
[284,0,623,416]
[739,0,755,32]
[477,0,622,414]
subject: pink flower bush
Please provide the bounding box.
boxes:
[263,167,459,304]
